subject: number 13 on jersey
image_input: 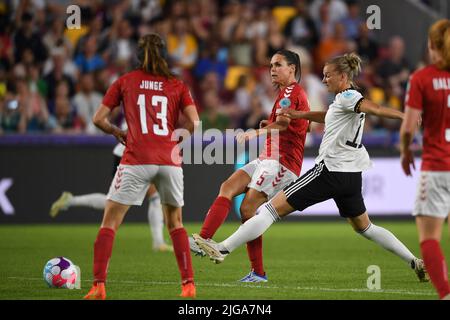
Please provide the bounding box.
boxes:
[137,94,169,136]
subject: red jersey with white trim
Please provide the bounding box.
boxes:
[259,82,310,176]
[102,70,194,166]
[405,65,450,171]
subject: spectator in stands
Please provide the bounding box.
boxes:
[53,95,82,134]
[199,89,231,131]
[43,48,76,102]
[355,22,379,63]
[238,93,267,130]
[284,0,319,51]
[16,78,50,132]
[13,12,47,65]
[0,87,26,134]
[310,0,349,26]
[340,0,364,40]
[167,16,199,70]
[74,35,106,73]
[72,73,103,134]
[376,36,411,98]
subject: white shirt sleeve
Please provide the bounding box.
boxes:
[336,90,364,113]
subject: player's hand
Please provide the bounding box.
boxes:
[400,149,415,176]
[276,108,301,119]
[259,120,269,128]
[236,130,257,144]
[113,128,127,145]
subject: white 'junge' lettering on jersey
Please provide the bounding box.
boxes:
[315,89,372,172]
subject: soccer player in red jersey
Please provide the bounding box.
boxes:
[83,34,199,299]
[400,19,450,300]
[191,50,310,282]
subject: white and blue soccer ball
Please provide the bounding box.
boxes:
[43,257,79,289]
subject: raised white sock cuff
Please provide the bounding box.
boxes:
[358,222,373,234]
[266,203,281,222]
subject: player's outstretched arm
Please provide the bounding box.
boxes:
[93,104,127,145]
[277,109,326,123]
[359,99,404,120]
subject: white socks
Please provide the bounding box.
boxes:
[222,203,280,252]
[359,223,415,264]
[148,193,165,247]
[69,193,106,210]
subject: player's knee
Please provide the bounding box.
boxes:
[219,180,234,198]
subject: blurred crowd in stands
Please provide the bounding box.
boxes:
[0,0,434,146]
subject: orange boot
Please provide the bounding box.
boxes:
[180,281,196,298]
[83,282,106,300]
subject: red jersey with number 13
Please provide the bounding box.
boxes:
[102,70,194,166]
[405,65,450,171]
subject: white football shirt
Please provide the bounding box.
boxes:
[315,89,372,172]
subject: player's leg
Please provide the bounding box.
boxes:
[199,168,251,239]
[84,164,151,300]
[416,216,449,299]
[239,189,268,282]
[146,184,172,251]
[347,212,424,273]
[163,204,195,298]
[194,162,330,263]
[49,192,106,217]
[193,191,294,263]
[156,166,195,298]
[84,200,130,300]
[413,171,450,298]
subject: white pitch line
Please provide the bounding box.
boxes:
[7,277,435,297]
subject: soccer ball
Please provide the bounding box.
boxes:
[43,257,79,289]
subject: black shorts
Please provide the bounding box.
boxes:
[283,161,366,218]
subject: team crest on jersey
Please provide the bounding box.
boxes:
[279,97,291,108]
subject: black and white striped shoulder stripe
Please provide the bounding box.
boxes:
[284,162,325,198]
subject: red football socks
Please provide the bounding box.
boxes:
[420,239,450,299]
[170,227,194,283]
[200,196,231,239]
[246,235,265,276]
[93,227,116,284]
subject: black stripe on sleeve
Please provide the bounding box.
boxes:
[354,97,365,113]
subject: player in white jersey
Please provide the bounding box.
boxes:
[193,53,429,283]
[49,139,173,253]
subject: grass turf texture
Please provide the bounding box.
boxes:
[0,221,447,300]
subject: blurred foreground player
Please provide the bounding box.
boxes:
[400,19,450,300]
[84,33,199,299]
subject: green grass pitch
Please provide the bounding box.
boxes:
[0,221,447,300]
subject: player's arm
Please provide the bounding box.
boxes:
[276,109,326,123]
[359,99,404,120]
[181,105,200,135]
[399,106,422,176]
[93,104,127,145]
[236,114,290,143]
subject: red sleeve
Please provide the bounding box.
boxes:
[405,73,423,111]
[102,78,122,109]
[296,90,310,112]
[180,83,195,109]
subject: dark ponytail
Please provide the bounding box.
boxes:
[275,49,302,82]
[137,33,174,78]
